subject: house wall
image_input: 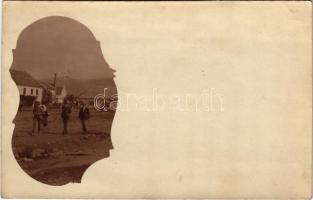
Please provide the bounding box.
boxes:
[56,88,67,103]
[17,85,43,102]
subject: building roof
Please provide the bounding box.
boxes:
[10,69,42,88]
[40,81,55,90]
[78,86,116,100]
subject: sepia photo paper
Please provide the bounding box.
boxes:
[1,1,312,199]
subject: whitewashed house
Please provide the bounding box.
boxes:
[55,86,67,103]
[10,69,43,105]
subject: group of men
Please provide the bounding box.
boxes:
[31,100,90,135]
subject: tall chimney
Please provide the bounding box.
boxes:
[53,73,57,87]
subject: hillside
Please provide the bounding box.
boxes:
[41,76,117,99]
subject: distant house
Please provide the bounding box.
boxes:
[55,86,67,103]
[39,81,56,104]
[10,69,44,105]
[39,73,68,104]
[78,87,117,109]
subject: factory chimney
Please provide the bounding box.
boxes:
[53,73,57,87]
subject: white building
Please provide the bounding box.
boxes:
[55,86,67,103]
[10,69,43,104]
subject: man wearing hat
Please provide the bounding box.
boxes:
[79,102,90,134]
[31,100,43,135]
[61,100,71,134]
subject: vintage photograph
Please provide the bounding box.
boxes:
[10,16,118,185]
[2,1,311,198]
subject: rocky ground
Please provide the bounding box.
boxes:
[12,107,115,186]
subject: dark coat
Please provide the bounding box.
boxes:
[61,105,71,120]
[79,107,90,120]
[33,105,42,116]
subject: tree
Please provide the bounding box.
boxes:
[42,89,52,104]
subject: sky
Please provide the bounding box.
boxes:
[11,16,115,80]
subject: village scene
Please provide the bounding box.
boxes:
[10,69,117,185]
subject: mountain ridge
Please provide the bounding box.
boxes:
[40,76,116,98]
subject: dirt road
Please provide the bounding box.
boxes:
[12,107,115,185]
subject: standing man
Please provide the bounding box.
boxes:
[79,102,90,134]
[31,101,42,135]
[40,103,48,127]
[61,100,71,134]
